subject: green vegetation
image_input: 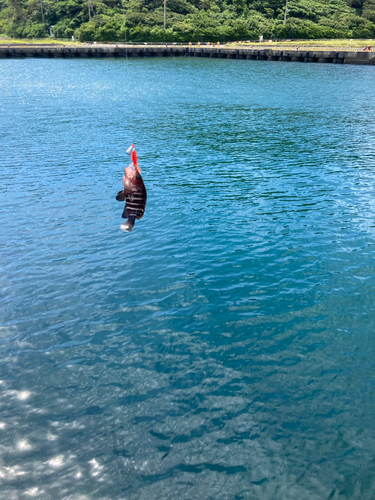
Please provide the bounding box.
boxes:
[0,0,374,42]
[230,37,375,46]
[0,36,77,44]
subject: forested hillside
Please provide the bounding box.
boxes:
[0,0,374,41]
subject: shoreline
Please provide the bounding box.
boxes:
[1,44,374,65]
[0,38,374,50]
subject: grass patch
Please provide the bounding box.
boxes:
[0,37,80,46]
[229,39,374,50]
[0,37,373,50]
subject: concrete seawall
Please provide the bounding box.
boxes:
[1,45,375,65]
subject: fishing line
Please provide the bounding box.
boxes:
[122,0,128,64]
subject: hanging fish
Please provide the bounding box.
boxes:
[116,144,147,232]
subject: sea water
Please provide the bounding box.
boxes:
[1,57,375,500]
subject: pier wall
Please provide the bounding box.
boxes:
[0,45,374,65]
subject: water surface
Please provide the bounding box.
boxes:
[1,57,375,500]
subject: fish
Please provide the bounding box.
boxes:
[116,163,147,232]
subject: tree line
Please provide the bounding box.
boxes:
[0,0,374,42]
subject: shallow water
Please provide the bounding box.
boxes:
[1,57,375,500]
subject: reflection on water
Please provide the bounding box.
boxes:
[1,58,375,499]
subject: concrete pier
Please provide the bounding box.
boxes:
[0,45,374,65]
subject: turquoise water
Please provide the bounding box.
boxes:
[1,57,375,499]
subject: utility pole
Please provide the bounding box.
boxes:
[40,0,45,24]
[7,4,10,33]
[164,0,166,29]
[283,0,289,25]
[122,0,126,44]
